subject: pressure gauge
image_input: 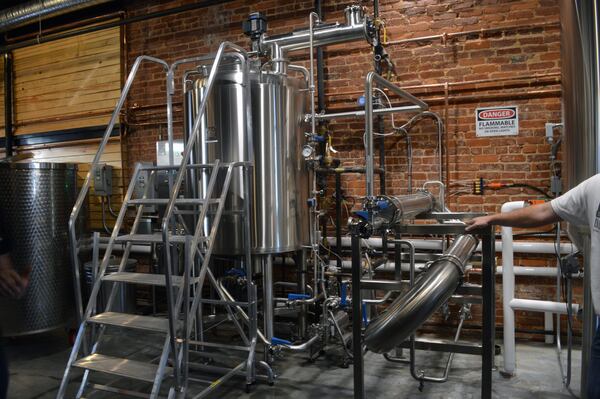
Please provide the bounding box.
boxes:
[302,145,314,158]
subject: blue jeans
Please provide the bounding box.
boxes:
[0,343,6,399]
[590,317,600,399]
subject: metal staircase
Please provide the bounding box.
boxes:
[57,42,259,399]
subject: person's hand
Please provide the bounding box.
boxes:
[0,257,30,299]
[465,215,493,232]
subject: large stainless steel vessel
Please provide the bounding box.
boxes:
[0,162,77,336]
[185,61,309,254]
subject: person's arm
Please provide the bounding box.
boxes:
[0,253,28,298]
[465,202,561,231]
[0,211,29,298]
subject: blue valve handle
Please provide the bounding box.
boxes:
[287,293,311,300]
[340,282,348,307]
[362,302,369,327]
[271,337,292,346]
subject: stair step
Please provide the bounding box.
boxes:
[102,272,186,286]
[73,354,171,383]
[128,198,220,206]
[115,233,207,244]
[140,163,220,171]
[88,312,172,332]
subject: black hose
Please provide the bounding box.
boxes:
[506,183,553,199]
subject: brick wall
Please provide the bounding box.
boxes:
[123,0,581,339]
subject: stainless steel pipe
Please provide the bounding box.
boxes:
[261,5,368,67]
[364,235,478,354]
[364,72,428,198]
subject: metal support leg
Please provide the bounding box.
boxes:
[481,227,495,399]
[581,235,594,398]
[351,234,365,399]
[296,250,308,338]
[335,174,343,269]
[262,255,274,361]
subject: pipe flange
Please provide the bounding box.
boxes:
[429,253,466,276]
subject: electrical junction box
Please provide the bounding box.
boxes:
[133,162,156,213]
[93,164,113,196]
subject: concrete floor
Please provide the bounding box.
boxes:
[4,329,582,399]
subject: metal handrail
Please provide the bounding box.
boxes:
[160,41,248,389]
[67,55,169,324]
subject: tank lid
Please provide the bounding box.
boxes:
[0,162,78,170]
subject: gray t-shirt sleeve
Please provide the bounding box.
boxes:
[550,179,589,226]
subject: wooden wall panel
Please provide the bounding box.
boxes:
[13,26,121,135]
[0,61,4,138]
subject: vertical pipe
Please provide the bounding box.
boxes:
[335,173,342,269]
[3,52,13,157]
[296,250,307,338]
[364,73,375,199]
[351,234,365,399]
[544,312,554,344]
[315,0,325,114]
[263,255,274,343]
[481,225,496,399]
[581,234,594,398]
[500,200,526,376]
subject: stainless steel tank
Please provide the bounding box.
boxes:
[185,61,309,254]
[0,162,77,336]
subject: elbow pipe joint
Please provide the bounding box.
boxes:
[363,235,478,354]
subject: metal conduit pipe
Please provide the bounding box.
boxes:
[364,234,479,354]
[0,0,113,33]
[399,112,444,184]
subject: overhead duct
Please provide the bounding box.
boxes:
[364,234,478,354]
[0,0,112,33]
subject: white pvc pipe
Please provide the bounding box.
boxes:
[510,298,579,314]
[545,312,554,344]
[501,200,526,376]
[496,266,575,277]
[326,236,577,254]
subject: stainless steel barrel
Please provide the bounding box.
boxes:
[185,61,309,254]
[0,162,77,336]
[364,234,478,354]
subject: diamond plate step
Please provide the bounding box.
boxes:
[114,233,207,244]
[102,272,186,286]
[73,354,171,383]
[88,312,172,332]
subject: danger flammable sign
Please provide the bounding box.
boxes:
[475,106,519,137]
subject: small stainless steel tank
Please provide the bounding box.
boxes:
[185,61,309,255]
[0,163,77,336]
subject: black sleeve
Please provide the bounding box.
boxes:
[0,209,11,255]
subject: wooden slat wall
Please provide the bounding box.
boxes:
[21,139,124,230]
[13,26,120,135]
[0,61,4,138]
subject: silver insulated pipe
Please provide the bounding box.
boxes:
[0,0,112,33]
[364,234,479,354]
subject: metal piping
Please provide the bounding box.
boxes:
[364,235,478,354]
[365,72,428,198]
[0,0,113,33]
[260,5,370,73]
